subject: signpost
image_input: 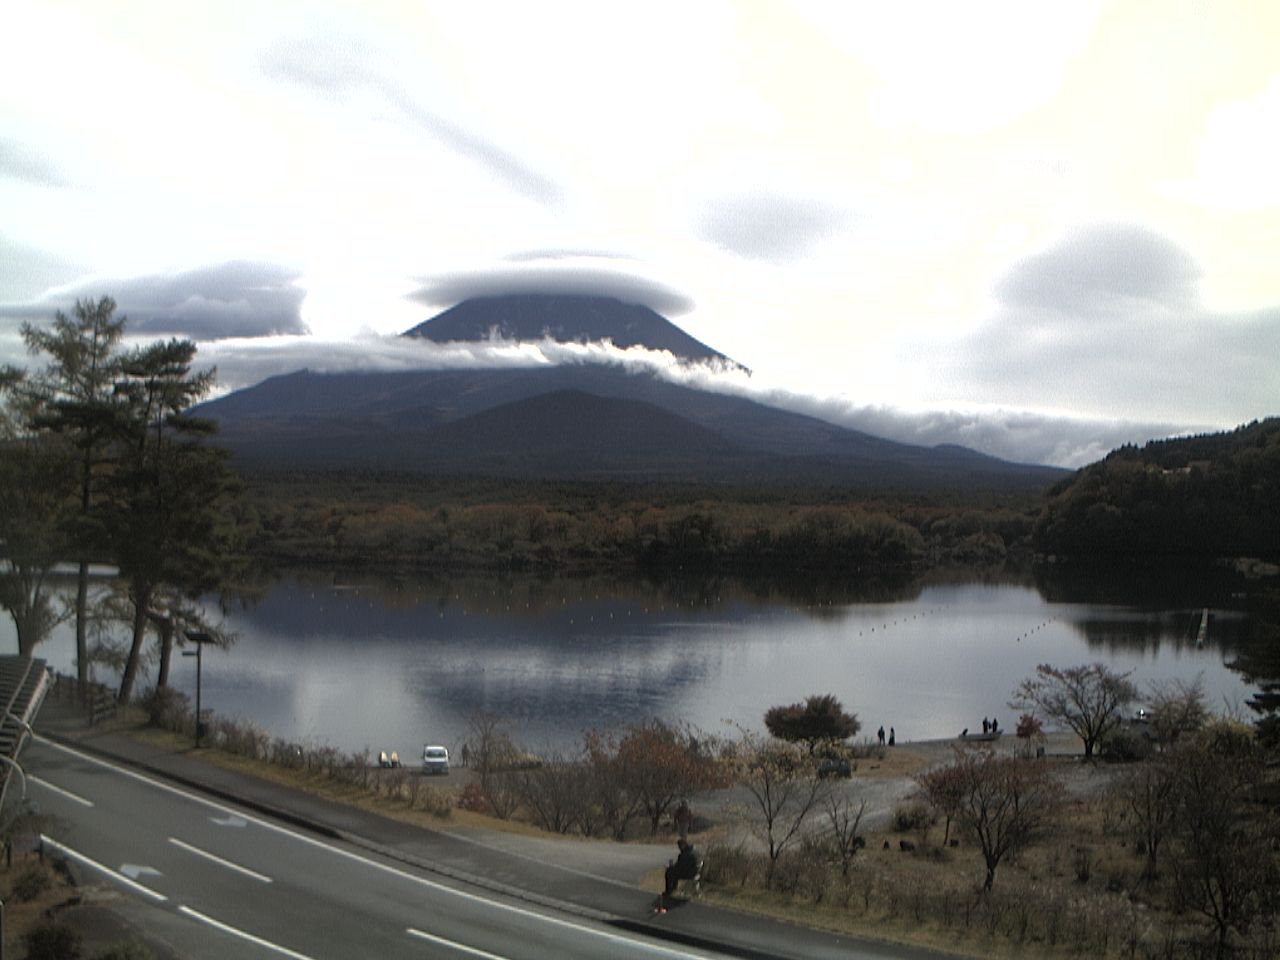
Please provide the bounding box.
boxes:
[182,631,213,748]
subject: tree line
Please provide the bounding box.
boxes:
[0,298,241,701]
[234,474,1041,574]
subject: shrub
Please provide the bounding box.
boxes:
[23,922,83,960]
[701,843,762,889]
[771,841,831,902]
[892,800,935,833]
[269,737,303,768]
[456,781,490,814]
[11,861,52,901]
[1015,713,1043,740]
[412,783,453,819]
[92,942,155,960]
[1098,726,1152,762]
[140,686,191,732]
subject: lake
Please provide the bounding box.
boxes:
[7,567,1260,758]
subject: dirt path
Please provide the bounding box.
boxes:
[434,731,1109,889]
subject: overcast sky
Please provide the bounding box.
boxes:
[2,1,1277,467]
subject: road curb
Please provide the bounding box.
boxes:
[33,726,862,960]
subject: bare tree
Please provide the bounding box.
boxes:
[1170,725,1273,958]
[943,749,1059,890]
[824,792,866,877]
[616,720,721,834]
[732,729,830,888]
[916,754,969,847]
[581,729,644,840]
[1146,675,1209,750]
[514,750,582,835]
[462,712,521,818]
[1113,756,1179,880]
[1010,662,1138,759]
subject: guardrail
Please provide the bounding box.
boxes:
[49,671,116,725]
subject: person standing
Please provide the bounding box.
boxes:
[877,725,885,746]
[674,799,692,841]
[888,727,895,746]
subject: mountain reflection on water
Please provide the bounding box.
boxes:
[13,565,1265,756]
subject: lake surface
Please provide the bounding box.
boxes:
[9,569,1259,758]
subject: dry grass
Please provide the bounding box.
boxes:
[118,722,568,838]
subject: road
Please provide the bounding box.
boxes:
[25,737,739,960]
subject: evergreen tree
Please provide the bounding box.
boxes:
[104,338,238,703]
[20,298,126,681]
[0,367,76,653]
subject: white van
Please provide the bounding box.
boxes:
[422,744,450,775]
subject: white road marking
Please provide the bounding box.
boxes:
[29,774,94,807]
[34,737,721,959]
[178,905,318,960]
[40,835,168,903]
[407,927,510,959]
[169,836,273,883]
[211,814,248,827]
[120,863,163,880]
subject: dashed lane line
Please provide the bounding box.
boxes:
[168,836,273,883]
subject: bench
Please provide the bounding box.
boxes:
[675,858,704,898]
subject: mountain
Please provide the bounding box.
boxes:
[199,294,1064,489]
[404,293,738,368]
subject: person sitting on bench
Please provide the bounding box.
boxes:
[662,839,700,901]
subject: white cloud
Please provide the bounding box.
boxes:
[922,224,1280,425]
[1170,74,1280,210]
[793,1,1102,132]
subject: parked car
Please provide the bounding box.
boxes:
[817,756,852,779]
[422,744,450,775]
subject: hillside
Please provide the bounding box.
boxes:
[1033,418,1280,560]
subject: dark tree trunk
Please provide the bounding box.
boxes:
[118,586,151,703]
[156,617,174,688]
[76,560,90,686]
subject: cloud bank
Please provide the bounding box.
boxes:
[929,224,1280,425]
[0,136,71,188]
[0,262,308,341]
[0,234,86,302]
[699,192,853,262]
[410,266,696,317]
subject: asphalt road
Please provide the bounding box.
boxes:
[26,736,741,960]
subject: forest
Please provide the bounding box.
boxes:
[1033,418,1280,561]
[232,471,1043,575]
